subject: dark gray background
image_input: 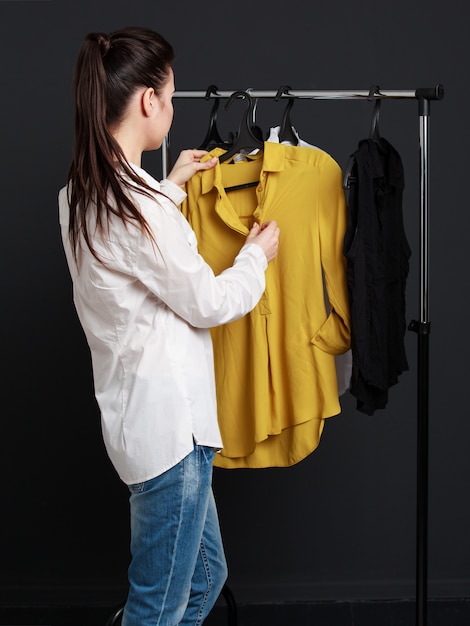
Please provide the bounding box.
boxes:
[1,0,467,606]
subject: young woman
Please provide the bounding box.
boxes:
[59,26,279,626]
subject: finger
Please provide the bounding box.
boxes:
[197,156,217,170]
[260,221,275,231]
[191,149,209,159]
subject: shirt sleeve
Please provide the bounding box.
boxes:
[159,178,187,206]
[133,192,268,329]
[311,157,351,354]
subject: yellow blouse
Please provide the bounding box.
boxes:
[181,141,351,468]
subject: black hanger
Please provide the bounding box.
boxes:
[218,90,264,164]
[198,85,229,151]
[368,84,381,140]
[275,86,299,145]
[343,85,382,189]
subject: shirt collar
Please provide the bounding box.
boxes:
[199,142,287,195]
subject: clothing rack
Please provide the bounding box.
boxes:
[162,85,444,626]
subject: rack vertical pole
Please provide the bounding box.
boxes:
[410,96,431,626]
[162,132,171,179]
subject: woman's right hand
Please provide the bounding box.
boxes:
[246,220,280,263]
[166,149,218,188]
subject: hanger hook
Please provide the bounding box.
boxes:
[275,85,292,101]
[368,84,381,139]
[203,85,221,117]
[275,85,294,115]
[204,84,221,116]
[204,84,219,100]
[367,84,380,101]
[224,90,253,111]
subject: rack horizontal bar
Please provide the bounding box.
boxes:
[173,85,444,101]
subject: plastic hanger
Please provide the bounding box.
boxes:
[197,85,230,151]
[343,85,382,189]
[198,86,223,149]
[218,90,264,164]
[275,86,299,145]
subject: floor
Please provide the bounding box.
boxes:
[0,599,469,626]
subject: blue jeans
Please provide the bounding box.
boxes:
[121,445,228,626]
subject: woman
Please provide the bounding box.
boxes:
[58,26,279,626]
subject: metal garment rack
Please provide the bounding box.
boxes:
[163,85,444,626]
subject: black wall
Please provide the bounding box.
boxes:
[1,0,468,607]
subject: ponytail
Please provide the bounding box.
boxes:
[67,27,175,263]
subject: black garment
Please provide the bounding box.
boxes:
[343,137,411,415]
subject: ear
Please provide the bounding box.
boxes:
[142,87,155,117]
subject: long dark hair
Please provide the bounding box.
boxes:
[67,26,175,262]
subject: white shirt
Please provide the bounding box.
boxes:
[58,164,268,485]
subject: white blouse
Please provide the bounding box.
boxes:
[58,164,267,484]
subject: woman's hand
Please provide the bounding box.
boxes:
[246,221,280,263]
[166,149,217,188]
